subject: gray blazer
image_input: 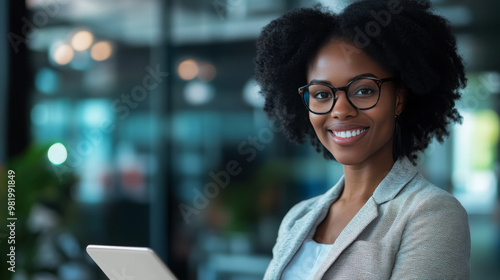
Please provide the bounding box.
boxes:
[264,157,470,279]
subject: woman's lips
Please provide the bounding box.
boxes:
[328,127,369,145]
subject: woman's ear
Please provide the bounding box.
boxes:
[395,86,405,116]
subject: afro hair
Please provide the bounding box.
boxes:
[254,0,465,163]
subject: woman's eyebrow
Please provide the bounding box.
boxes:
[352,73,376,79]
[309,73,377,85]
[309,79,332,85]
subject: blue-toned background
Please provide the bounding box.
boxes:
[1,0,499,279]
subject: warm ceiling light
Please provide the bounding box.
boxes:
[53,44,74,65]
[198,63,217,82]
[91,41,113,61]
[71,30,94,51]
[178,59,199,80]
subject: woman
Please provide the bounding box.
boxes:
[255,0,470,279]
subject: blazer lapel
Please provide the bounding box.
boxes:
[273,178,345,278]
[314,197,379,278]
[314,157,418,278]
[274,207,325,272]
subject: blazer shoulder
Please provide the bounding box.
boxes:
[402,173,468,219]
[278,195,323,233]
[389,174,471,279]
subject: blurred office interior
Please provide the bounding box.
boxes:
[0,0,499,279]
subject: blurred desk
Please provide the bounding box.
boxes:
[198,253,271,280]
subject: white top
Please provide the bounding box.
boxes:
[281,236,333,279]
[281,214,333,280]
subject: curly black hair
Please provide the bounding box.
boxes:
[254,0,466,163]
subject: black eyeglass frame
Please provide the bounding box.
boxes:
[298,76,398,114]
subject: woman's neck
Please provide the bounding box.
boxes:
[340,155,396,203]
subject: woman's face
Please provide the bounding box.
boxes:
[307,40,404,166]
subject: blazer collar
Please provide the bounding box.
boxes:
[371,156,418,205]
[315,156,418,278]
[274,157,418,279]
[272,177,345,278]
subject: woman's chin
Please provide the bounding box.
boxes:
[329,152,365,166]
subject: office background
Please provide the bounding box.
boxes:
[1,0,499,279]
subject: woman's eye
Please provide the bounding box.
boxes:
[354,88,374,95]
[313,91,332,99]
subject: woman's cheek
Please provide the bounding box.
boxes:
[309,114,325,136]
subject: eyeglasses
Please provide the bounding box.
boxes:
[298,76,398,114]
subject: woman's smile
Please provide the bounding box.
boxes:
[327,124,369,146]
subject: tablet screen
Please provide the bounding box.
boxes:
[86,245,178,280]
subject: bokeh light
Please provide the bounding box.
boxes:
[178,59,199,80]
[48,143,68,165]
[243,79,264,108]
[53,44,74,65]
[90,41,113,61]
[30,103,49,126]
[183,81,214,105]
[35,67,59,94]
[198,63,217,82]
[71,30,94,51]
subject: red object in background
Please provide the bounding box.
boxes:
[121,168,144,190]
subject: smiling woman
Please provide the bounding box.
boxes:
[306,41,404,168]
[255,0,470,279]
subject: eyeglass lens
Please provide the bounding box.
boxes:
[303,78,380,113]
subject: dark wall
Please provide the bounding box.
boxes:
[6,0,31,160]
[0,1,8,163]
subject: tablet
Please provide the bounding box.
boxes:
[86,245,178,280]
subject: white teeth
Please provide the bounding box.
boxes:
[334,129,366,138]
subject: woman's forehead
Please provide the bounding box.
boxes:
[307,40,390,84]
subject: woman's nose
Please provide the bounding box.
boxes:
[330,91,358,119]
